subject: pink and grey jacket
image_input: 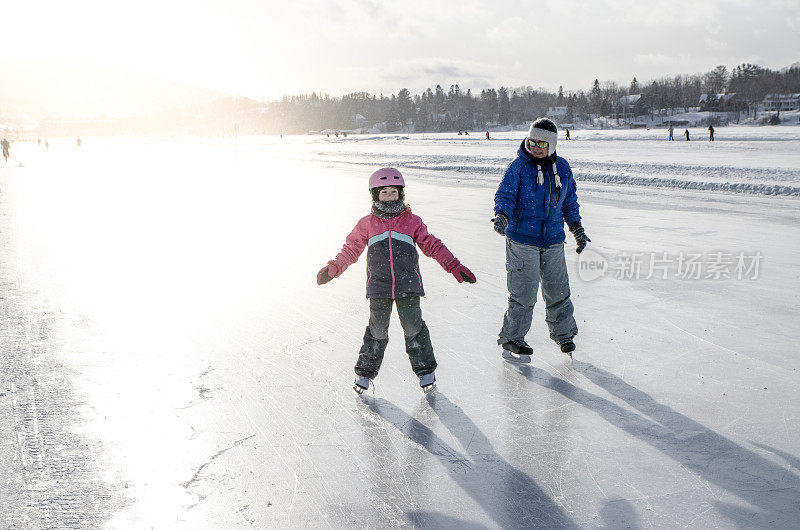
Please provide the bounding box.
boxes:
[331,209,461,299]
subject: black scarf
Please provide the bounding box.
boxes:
[371,200,407,219]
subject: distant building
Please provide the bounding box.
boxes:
[762,93,800,112]
[547,106,567,119]
[352,114,368,128]
[699,93,739,112]
[618,94,645,119]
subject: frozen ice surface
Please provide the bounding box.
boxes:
[274,127,800,195]
[1,131,799,528]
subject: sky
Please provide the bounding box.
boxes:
[3,0,799,101]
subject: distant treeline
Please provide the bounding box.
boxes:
[20,62,800,138]
[261,62,800,133]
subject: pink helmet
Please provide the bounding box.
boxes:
[369,167,405,190]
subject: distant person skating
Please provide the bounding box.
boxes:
[668,124,674,141]
[76,137,82,148]
[1,138,10,162]
[45,139,49,151]
[317,167,476,394]
[708,125,714,141]
[565,128,570,140]
[486,130,490,140]
[684,129,690,141]
[492,118,588,361]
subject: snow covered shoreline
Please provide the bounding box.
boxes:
[286,127,800,197]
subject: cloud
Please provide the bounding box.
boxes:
[486,17,530,45]
[787,10,800,32]
[465,79,494,91]
[380,59,502,89]
[633,54,691,66]
[6,0,798,101]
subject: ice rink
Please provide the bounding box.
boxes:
[1,129,799,528]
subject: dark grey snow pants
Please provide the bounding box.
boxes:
[355,296,436,380]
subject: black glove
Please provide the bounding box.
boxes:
[568,222,591,254]
[492,212,509,236]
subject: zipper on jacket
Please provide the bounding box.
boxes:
[388,229,396,298]
[544,168,554,242]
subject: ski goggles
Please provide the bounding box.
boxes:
[527,139,549,150]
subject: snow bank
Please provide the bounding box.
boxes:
[293,128,800,198]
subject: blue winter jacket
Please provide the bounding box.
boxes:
[494,141,582,247]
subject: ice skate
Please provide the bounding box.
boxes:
[501,340,532,363]
[353,375,371,395]
[559,339,575,358]
[419,372,436,393]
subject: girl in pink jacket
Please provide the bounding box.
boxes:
[317,167,476,394]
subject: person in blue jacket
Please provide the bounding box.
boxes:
[492,118,590,358]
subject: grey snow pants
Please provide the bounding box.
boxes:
[499,238,578,345]
[355,296,437,380]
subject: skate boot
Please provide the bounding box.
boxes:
[501,340,533,363]
[419,372,436,393]
[353,375,371,395]
[559,339,576,357]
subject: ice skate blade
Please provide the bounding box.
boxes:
[502,350,531,364]
[421,382,436,394]
[353,385,366,395]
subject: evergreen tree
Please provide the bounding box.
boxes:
[703,65,729,95]
[498,87,511,125]
[566,94,575,122]
[396,88,413,130]
[465,88,475,129]
[729,63,766,119]
[590,79,602,115]
[481,88,499,123]
[385,94,400,131]
[433,85,446,126]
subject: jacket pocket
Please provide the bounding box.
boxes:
[505,260,527,293]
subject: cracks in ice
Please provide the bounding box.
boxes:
[513,360,800,525]
[359,393,575,527]
[0,296,122,528]
[181,434,256,510]
[177,365,214,410]
[662,317,786,378]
